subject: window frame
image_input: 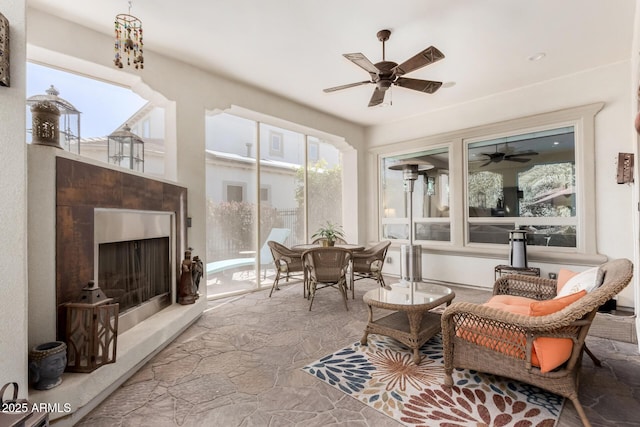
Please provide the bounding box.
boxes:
[224,182,246,202]
[372,103,604,264]
[464,125,577,250]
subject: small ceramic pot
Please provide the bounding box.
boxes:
[28,341,67,390]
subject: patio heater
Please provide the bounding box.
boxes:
[388,159,434,301]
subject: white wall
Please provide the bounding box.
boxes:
[0,0,28,397]
[366,61,637,308]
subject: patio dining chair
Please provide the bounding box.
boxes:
[267,241,306,298]
[302,247,352,311]
[351,240,391,298]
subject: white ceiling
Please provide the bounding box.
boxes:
[28,0,637,127]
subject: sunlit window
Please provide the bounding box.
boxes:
[380,147,450,242]
[466,126,576,247]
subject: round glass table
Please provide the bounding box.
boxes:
[361,282,455,364]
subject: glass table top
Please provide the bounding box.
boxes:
[363,281,454,307]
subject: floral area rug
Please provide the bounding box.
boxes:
[302,334,563,427]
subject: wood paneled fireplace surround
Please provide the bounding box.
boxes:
[55,157,188,341]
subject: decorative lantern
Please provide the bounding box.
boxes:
[65,281,119,373]
[108,124,144,172]
[27,85,82,153]
[509,229,529,268]
[30,100,61,148]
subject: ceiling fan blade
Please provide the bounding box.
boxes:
[505,157,531,163]
[323,81,372,93]
[395,77,442,94]
[343,53,380,75]
[507,150,539,157]
[393,46,445,76]
[368,87,386,107]
[480,160,493,167]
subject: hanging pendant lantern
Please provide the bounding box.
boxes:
[114,1,144,69]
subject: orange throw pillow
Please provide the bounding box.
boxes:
[556,268,578,295]
[528,290,586,373]
[529,290,586,316]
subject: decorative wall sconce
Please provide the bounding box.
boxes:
[0,12,9,87]
[64,281,119,373]
[114,1,144,69]
[108,124,145,171]
[617,152,634,184]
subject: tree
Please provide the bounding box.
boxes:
[294,159,343,235]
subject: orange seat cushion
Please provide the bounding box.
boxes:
[487,294,537,308]
[457,290,586,373]
[528,290,586,373]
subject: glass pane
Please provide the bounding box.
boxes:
[524,225,576,247]
[259,123,305,251]
[205,113,258,296]
[415,223,450,241]
[467,127,574,218]
[307,136,343,242]
[467,127,577,247]
[381,148,450,241]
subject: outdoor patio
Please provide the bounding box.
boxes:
[77,276,640,426]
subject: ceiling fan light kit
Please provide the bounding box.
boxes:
[323,29,444,107]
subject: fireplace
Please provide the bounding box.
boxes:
[53,156,188,342]
[94,209,175,333]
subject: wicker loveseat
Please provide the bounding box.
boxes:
[441,258,633,427]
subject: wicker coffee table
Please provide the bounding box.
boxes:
[361,283,455,364]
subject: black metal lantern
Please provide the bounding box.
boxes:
[108,124,145,172]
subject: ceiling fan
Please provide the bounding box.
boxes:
[479,145,539,167]
[323,29,445,107]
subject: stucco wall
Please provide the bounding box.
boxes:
[0,0,28,397]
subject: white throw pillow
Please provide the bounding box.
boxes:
[555,266,603,298]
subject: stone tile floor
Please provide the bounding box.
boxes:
[77,278,640,427]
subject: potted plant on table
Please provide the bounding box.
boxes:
[312,221,345,246]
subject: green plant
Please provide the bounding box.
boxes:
[311,221,345,244]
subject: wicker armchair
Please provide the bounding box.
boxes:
[441,258,633,427]
[267,241,305,298]
[302,247,352,311]
[351,240,391,298]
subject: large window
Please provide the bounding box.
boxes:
[467,127,576,247]
[26,62,168,176]
[206,112,344,298]
[375,103,602,260]
[381,147,450,242]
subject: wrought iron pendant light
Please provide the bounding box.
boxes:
[114,1,144,69]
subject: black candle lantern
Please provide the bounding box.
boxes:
[509,229,528,268]
[65,281,119,373]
